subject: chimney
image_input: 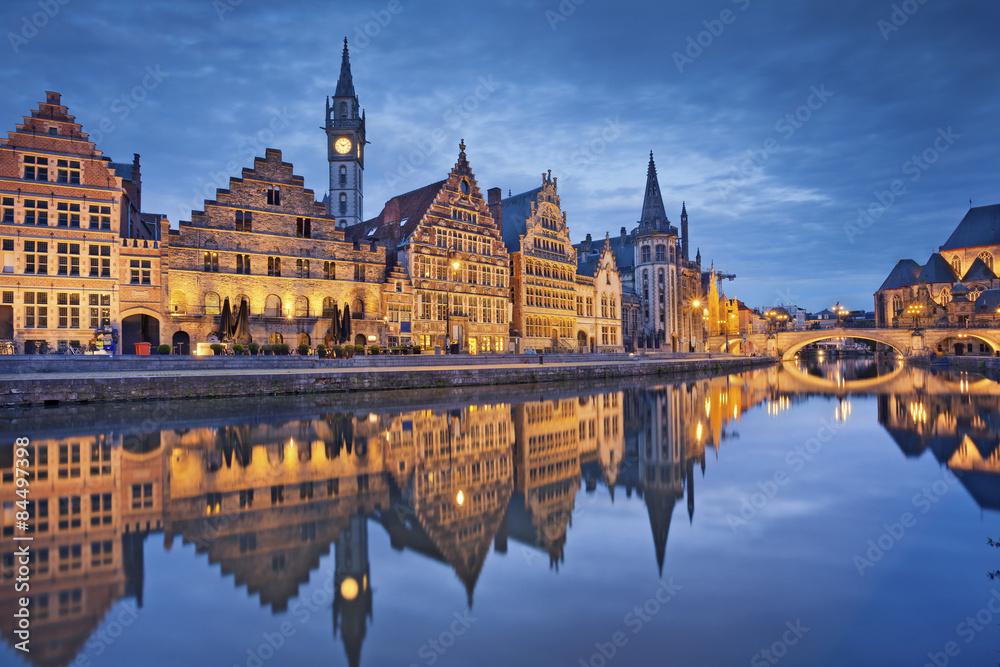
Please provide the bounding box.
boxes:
[487,187,503,231]
[384,197,400,225]
[620,226,627,246]
[582,233,592,255]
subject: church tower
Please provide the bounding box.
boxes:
[326,38,366,228]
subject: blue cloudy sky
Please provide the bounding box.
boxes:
[1,0,996,310]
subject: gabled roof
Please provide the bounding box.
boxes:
[877,259,923,291]
[347,180,446,246]
[963,256,997,281]
[974,289,1000,313]
[500,186,543,253]
[940,204,1000,251]
[916,253,957,284]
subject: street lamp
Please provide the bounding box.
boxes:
[833,302,848,327]
[689,299,701,353]
[446,257,461,353]
[905,303,924,330]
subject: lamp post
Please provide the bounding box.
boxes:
[690,299,701,353]
[833,302,848,327]
[905,303,924,330]
[446,257,461,353]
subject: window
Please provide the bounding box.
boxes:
[324,261,335,280]
[236,254,250,274]
[2,291,11,304]
[89,294,111,328]
[130,259,151,284]
[58,496,81,530]
[322,297,335,317]
[264,295,281,317]
[978,251,993,271]
[339,193,347,215]
[2,197,13,223]
[339,165,347,186]
[23,155,49,181]
[296,259,309,278]
[268,256,280,276]
[57,242,80,275]
[23,241,46,275]
[56,159,81,184]
[24,292,47,328]
[294,296,308,317]
[56,202,81,228]
[203,251,218,272]
[296,217,311,238]
[86,204,112,230]
[266,185,280,206]
[235,210,252,232]
[352,298,364,319]
[951,256,961,275]
[131,483,153,509]
[56,293,80,328]
[354,263,365,282]
[24,199,48,226]
[89,493,112,526]
[204,292,220,316]
[90,541,113,568]
[88,245,111,277]
[655,245,665,262]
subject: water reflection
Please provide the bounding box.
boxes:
[2,362,1000,666]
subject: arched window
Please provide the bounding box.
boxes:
[204,292,220,316]
[655,245,665,262]
[892,295,903,314]
[269,332,283,345]
[610,297,617,319]
[339,165,347,187]
[339,101,348,118]
[669,246,675,262]
[352,298,364,319]
[170,290,188,314]
[264,295,282,318]
[641,246,650,263]
[322,297,335,317]
[294,296,309,317]
[952,256,961,275]
[298,332,310,347]
[978,251,993,270]
[339,193,347,216]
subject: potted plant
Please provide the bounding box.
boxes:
[210,343,223,356]
[157,344,171,355]
[412,344,422,354]
[278,343,290,356]
[355,344,366,355]
[233,343,244,355]
[248,342,259,356]
[368,344,380,355]
[317,344,326,358]
[331,344,343,358]
[298,343,309,356]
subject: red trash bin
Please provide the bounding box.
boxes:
[135,342,151,355]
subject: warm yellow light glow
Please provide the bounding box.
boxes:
[692,300,700,308]
[696,422,703,440]
[452,260,460,270]
[340,577,359,601]
[456,490,465,506]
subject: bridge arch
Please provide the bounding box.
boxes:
[925,332,999,356]
[779,359,905,392]
[780,331,906,361]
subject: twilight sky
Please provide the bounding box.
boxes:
[1,0,996,311]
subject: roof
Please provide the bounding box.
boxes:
[640,152,668,227]
[974,289,1000,313]
[500,186,543,253]
[109,162,134,180]
[940,204,1000,251]
[963,256,997,281]
[334,39,356,98]
[347,180,446,246]
[877,259,923,291]
[916,253,957,284]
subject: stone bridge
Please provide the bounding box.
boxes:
[707,327,1000,361]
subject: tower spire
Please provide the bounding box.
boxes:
[335,37,356,98]
[640,151,668,229]
[680,200,689,261]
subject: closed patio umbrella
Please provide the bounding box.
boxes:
[232,298,250,344]
[341,305,352,345]
[219,297,234,342]
[329,303,341,345]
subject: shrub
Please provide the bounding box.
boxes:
[317,344,326,358]
[331,344,343,357]
[261,344,273,355]
[157,344,171,355]
[278,343,290,356]
[233,343,244,354]
[298,343,309,355]
[210,343,223,355]
[355,344,366,354]
[412,344,422,354]
[248,342,259,355]
[368,344,380,355]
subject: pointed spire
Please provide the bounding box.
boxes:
[681,201,687,217]
[640,151,668,228]
[335,37,356,98]
[459,138,466,156]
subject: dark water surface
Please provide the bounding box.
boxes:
[2,360,1000,667]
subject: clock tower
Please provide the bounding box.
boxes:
[326,38,365,229]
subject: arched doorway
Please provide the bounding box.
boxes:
[955,343,965,355]
[172,331,190,355]
[298,332,310,347]
[354,334,366,347]
[577,330,587,351]
[122,314,159,354]
[0,305,12,339]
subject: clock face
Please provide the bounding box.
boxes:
[334,137,352,155]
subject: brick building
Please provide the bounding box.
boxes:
[0,92,166,354]
[165,148,386,352]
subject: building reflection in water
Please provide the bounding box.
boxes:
[2,362,1000,666]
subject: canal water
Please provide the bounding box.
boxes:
[2,359,1000,667]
